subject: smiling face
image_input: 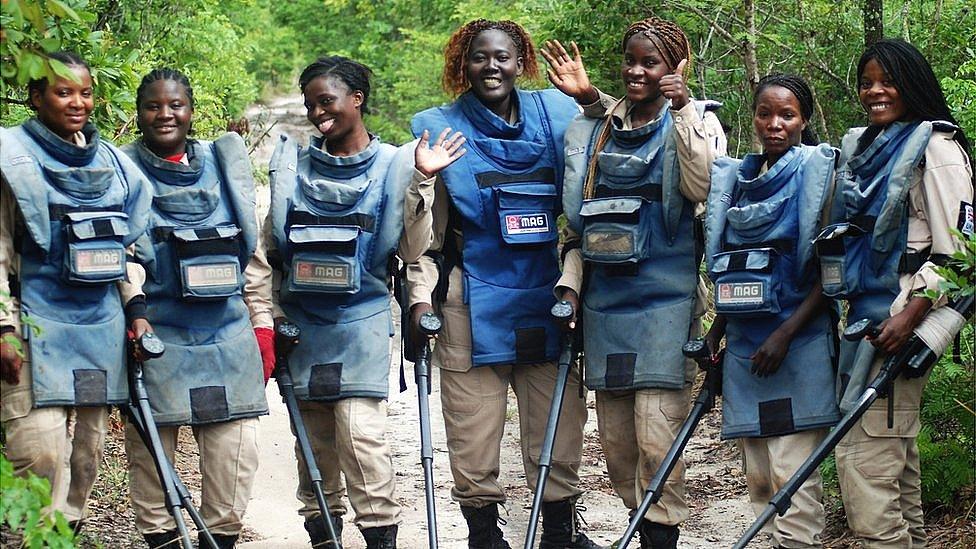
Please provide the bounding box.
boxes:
[753,85,806,163]
[137,79,193,158]
[303,75,364,143]
[621,34,670,108]
[464,28,523,117]
[858,58,909,127]
[30,65,94,140]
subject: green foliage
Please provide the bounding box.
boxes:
[0,453,75,548]
[922,229,976,302]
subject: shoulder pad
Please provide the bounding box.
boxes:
[696,99,722,112]
[931,120,961,134]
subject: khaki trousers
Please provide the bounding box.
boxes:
[124,418,259,535]
[294,398,401,530]
[595,383,693,526]
[836,357,930,549]
[439,361,588,508]
[1,361,108,524]
[739,429,828,548]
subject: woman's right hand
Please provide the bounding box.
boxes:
[557,288,579,332]
[410,302,435,346]
[414,128,466,178]
[540,40,598,105]
[1,333,24,385]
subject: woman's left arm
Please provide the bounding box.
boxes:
[751,281,828,377]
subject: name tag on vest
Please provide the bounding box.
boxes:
[185,262,239,288]
[74,248,124,274]
[294,260,351,287]
[717,282,765,305]
[820,262,842,288]
[504,213,550,235]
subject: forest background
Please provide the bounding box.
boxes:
[0,0,973,542]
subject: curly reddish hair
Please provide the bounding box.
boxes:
[441,19,539,97]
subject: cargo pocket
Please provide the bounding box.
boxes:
[580,197,648,264]
[814,222,867,298]
[287,225,361,294]
[62,211,128,285]
[710,248,782,317]
[172,226,243,301]
[495,184,558,246]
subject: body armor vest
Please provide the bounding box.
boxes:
[0,119,151,407]
[410,89,577,366]
[124,134,267,425]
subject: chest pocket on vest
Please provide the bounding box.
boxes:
[172,226,243,301]
[814,222,868,299]
[287,225,360,294]
[62,211,128,285]
[496,184,558,245]
[580,197,649,264]
[711,248,782,317]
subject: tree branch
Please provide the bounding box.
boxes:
[2,97,31,106]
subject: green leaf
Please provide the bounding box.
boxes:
[47,0,82,22]
[48,58,81,83]
[39,37,62,53]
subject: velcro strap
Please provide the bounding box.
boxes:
[475,168,555,188]
[594,183,662,201]
[897,247,950,273]
[848,215,876,233]
[49,204,123,219]
[287,211,375,233]
[723,239,794,255]
[603,263,639,277]
[177,238,239,257]
[91,219,116,237]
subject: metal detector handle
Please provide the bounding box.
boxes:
[551,300,574,322]
[844,318,880,341]
[274,321,301,361]
[682,339,710,360]
[419,312,442,338]
[133,333,165,360]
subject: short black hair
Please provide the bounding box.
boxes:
[299,56,373,115]
[27,51,91,104]
[136,68,194,110]
[858,38,971,156]
[754,73,819,145]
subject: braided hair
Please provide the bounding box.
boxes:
[441,19,539,97]
[857,38,971,157]
[621,17,692,77]
[299,56,373,115]
[27,51,90,103]
[136,68,194,109]
[754,73,819,145]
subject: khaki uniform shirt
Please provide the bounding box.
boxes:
[244,167,435,329]
[553,91,728,311]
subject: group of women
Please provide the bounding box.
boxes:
[0,13,971,549]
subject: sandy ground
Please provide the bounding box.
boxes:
[234,96,755,548]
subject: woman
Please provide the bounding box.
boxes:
[245,55,463,549]
[704,74,839,549]
[821,39,973,548]
[405,18,601,549]
[121,68,268,549]
[0,51,152,533]
[542,17,726,549]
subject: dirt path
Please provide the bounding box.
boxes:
[236,97,755,548]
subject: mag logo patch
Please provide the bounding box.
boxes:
[821,262,842,287]
[74,248,123,274]
[958,202,974,237]
[504,213,550,235]
[294,260,350,287]
[717,282,764,306]
[185,262,238,288]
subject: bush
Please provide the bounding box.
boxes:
[0,453,75,548]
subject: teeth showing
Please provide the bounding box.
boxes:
[318,119,335,133]
[627,82,646,89]
[483,77,502,89]
[870,104,890,111]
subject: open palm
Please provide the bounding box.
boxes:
[541,40,592,101]
[414,128,466,178]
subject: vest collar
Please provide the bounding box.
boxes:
[847,121,919,179]
[737,146,803,201]
[610,98,670,143]
[135,139,204,186]
[458,90,524,139]
[309,135,380,179]
[23,118,99,167]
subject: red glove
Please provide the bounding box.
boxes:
[254,327,276,384]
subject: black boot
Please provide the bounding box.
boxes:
[460,503,511,549]
[624,509,650,549]
[143,530,180,548]
[361,524,397,549]
[209,533,239,549]
[304,514,344,547]
[638,520,679,549]
[539,498,606,549]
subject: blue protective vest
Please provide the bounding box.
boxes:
[411,89,578,366]
[270,134,404,400]
[562,100,718,390]
[123,134,268,425]
[707,145,839,438]
[0,119,151,407]
[817,121,937,324]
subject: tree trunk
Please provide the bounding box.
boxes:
[743,0,761,150]
[863,0,884,46]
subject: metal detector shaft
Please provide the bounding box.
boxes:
[618,343,721,549]
[524,326,574,549]
[274,323,341,547]
[127,336,195,549]
[126,404,218,548]
[414,312,442,548]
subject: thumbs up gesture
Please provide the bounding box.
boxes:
[659,58,690,110]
